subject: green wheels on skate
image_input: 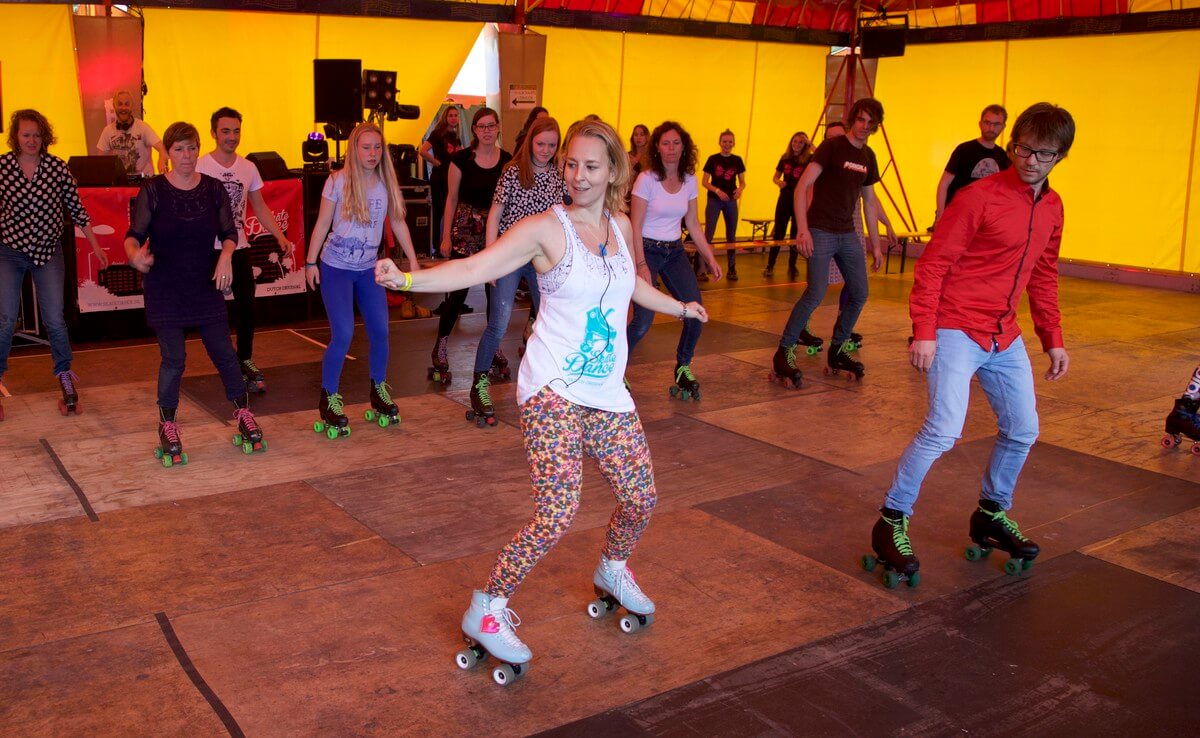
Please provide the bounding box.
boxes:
[154,447,188,468]
[314,420,350,439]
[861,554,877,572]
[964,545,993,561]
[805,345,820,356]
[364,409,395,428]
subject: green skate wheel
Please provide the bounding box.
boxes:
[882,571,900,589]
[1022,559,1033,571]
[680,391,691,401]
[965,546,982,561]
[154,447,164,459]
[180,453,188,465]
[806,345,819,356]
[162,456,172,468]
[327,427,338,440]
[377,416,388,428]
[259,439,267,452]
[232,434,243,447]
[861,554,877,572]
[1004,559,1022,576]
[907,571,920,588]
[693,390,701,400]
[314,421,325,433]
[669,386,678,397]
[242,442,253,455]
[343,426,351,438]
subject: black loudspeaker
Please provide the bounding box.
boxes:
[314,59,363,124]
[401,183,432,256]
[861,27,906,59]
[67,155,127,186]
[246,151,291,180]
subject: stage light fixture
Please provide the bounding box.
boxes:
[303,132,329,166]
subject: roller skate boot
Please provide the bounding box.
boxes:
[1161,396,1200,456]
[428,336,451,385]
[240,358,266,393]
[313,388,351,439]
[490,348,511,381]
[965,501,1040,576]
[364,380,400,428]
[56,370,82,416]
[797,328,824,356]
[455,590,532,687]
[862,509,920,588]
[825,339,865,380]
[727,266,739,282]
[466,372,498,427]
[154,409,187,468]
[232,402,266,455]
[844,332,865,352]
[669,363,701,401]
[587,556,655,633]
[768,344,804,390]
[762,265,774,277]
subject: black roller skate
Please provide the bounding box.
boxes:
[843,332,865,353]
[797,328,824,356]
[365,380,401,428]
[1161,396,1200,456]
[825,339,865,380]
[965,501,1040,576]
[669,363,701,401]
[154,409,187,468]
[862,509,920,589]
[428,336,452,385]
[232,402,267,455]
[490,348,511,381]
[241,358,266,393]
[466,372,498,427]
[56,370,82,416]
[768,344,804,389]
[314,388,351,439]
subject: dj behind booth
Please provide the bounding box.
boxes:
[63,154,308,342]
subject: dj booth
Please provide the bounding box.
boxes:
[28,154,432,343]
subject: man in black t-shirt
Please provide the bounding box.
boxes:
[935,104,1010,226]
[772,99,886,384]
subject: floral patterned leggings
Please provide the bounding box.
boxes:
[485,387,657,598]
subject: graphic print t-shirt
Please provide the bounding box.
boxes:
[196,154,265,250]
[96,119,160,176]
[702,153,746,198]
[944,139,1011,206]
[775,153,810,195]
[807,136,880,234]
[319,171,387,271]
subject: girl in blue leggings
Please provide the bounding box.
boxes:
[304,122,420,435]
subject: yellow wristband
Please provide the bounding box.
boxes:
[400,271,413,291]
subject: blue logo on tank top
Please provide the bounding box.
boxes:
[562,307,616,379]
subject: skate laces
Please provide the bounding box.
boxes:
[784,345,799,368]
[243,359,261,375]
[494,348,507,364]
[327,392,346,416]
[676,364,696,382]
[608,565,652,610]
[487,606,525,649]
[986,508,1026,541]
[474,374,492,404]
[375,381,394,405]
[56,370,78,393]
[160,421,180,444]
[887,515,914,556]
[234,407,259,432]
[435,337,448,363]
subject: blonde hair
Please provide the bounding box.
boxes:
[562,119,630,215]
[340,122,405,225]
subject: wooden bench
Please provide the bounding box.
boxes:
[886,230,929,274]
[743,217,774,241]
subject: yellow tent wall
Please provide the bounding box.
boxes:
[0,4,86,156]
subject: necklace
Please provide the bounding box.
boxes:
[571,212,610,255]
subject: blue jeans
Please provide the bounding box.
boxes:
[473,262,540,374]
[155,321,244,408]
[704,195,739,268]
[627,239,703,366]
[0,246,71,376]
[883,329,1040,516]
[780,228,867,347]
[319,262,390,392]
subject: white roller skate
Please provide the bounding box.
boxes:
[455,590,532,686]
[587,556,655,633]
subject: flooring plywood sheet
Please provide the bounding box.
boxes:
[307,413,840,566]
[0,441,84,529]
[541,554,1200,737]
[627,319,778,366]
[0,481,413,652]
[47,394,518,513]
[1082,507,1200,593]
[0,621,224,737]
[697,437,1200,603]
[165,508,904,736]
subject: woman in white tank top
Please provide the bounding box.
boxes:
[375,120,708,683]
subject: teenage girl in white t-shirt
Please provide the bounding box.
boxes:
[375,119,707,684]
[626,121,722,401]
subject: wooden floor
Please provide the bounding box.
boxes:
[1,253,1198,736]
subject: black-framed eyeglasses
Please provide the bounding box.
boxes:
[475,123,498,131]
[1012,143,1059,163]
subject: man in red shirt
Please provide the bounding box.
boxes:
[868,103,1075,587]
